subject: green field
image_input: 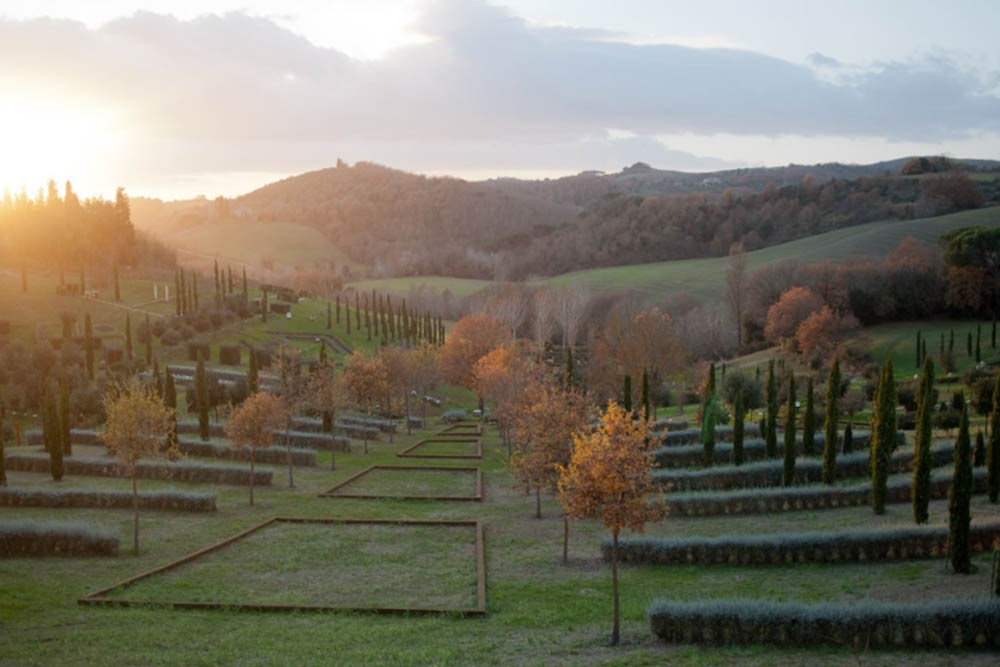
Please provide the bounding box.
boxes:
[351,206,1000,304]
[3,418,1000,666]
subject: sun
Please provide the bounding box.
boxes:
[0,92,124,195]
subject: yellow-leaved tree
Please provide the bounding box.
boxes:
[101,378,174,555]
[557,401,662,646]
[226,391,289,505]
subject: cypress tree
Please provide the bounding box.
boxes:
[822,358,841,484]
[59,377,71,456]
[765,360,778,458]
[871,358,896,515]
[195,352,210,442]
[355,293,361,330]
[641,369,651,420]
[213,260,220,303]
[164,369,178,452]
[940,332,945,355]
[228,265,234,293]
[327,302,332,330]
[372,294,380,338]
[192,274,199,309]
[916,330,922,366]
[922,339,927,366]
[144,314,152,365]
[247,349,259,395]
[84,313,94,380]
[912,355,935,524]
[622,375,632,413]
[387,295,395,340]
[843,421,854,454]
[949,328,954,352]
[241,267,248,299]
[346,302,352,335]
[802,376,815,456]
[336,295,341,324]
[948,404,973,574]
[113,263,120,302]
[783,375,797,486]
[261,289,268,322]
[993,315,997,349]
[153,359,163,398]
[966,331,972,357]
[732,388,745,466]
[44,385,63,481]
[974,430,985,467]
[179,269,186,315]
[175,269,182,316]
[702,393,717,468]
[987,373,1000,503]
[975,325,981,363]
[124,313,133,361]
[565,347,575,388]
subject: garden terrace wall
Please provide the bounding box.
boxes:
[652,444,953,493]
[177,439,316,466]
[3,454,271,486]
[648,598,1000,649]
[79,517,487,616]
[0,488,217,512]
[1,520,118,557]
[271,431,350,452]
[654,431,909,469]
[662,469,988,517]
[609,522,1000,566]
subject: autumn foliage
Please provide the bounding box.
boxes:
[764,286,824,344]
[439,314,510,390]
[226,391,289,505]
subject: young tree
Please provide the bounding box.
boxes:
[802,376,815,456]
[948,404,973,574]
[722,371,763,467]
[987,373,1000,503]
[912,355,935,523]
[101,379,173,555]
[163,369,178,452]
[306,360,348,469]
[474,344,534,457]
[557,402,661,646]
[195,351,210,441]
[765,360,778,458]
[871,358,897,514]
[42,384,63,481]
[247,348,259,395]
[342,351,389,454]
[821,358,841,484]
[84,313,94,380]
[782,374,797,486]
[226,391,288,505]
[439,314,510,391]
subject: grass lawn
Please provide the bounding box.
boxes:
[859,318,999,378]
[3,421,1000,666]
[322,465,482,500]
[398,438,483,459]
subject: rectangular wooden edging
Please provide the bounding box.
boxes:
[78,517,487,616]
[319,465,483,501]
[396,438,483,460]
[437,423,483,436]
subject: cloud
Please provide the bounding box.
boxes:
[1,0,998,190]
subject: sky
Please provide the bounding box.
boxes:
[1,0,998,200]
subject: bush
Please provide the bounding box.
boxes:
[0,519,118,557]
[151,318,167,338]
[159,328,180,347]
[0,488,216,512]
[3,454,272,486]
[649,598,1000,648]
[187,342,211,362]
[218,344,241,366]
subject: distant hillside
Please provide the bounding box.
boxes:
[131,157,1000,281]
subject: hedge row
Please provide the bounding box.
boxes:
[338,415,397,433]
[26,429,101,447]
[652,443,953,493]
[609,521,1000,566]
[3,454,272,486]
[0,487,217,512]
[656,424,761,446]
[271,430,350,452]
[654,431,885,468]
[176,421,227,438]
[176,439,316,466]
[649,598,1000,648]
[0,520,119,557]
[662,469,987,517]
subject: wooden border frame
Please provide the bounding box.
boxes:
[319,465,483,501]
[78,517,487,616]
[396,438,483,460]
[438,423,483,436]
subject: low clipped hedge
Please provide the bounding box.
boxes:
[339,415,397,433]
[333,421,379,441]
[0,520,119,557]
[177,439,316,466]
[3,454,271,486]
[654,431,877,468]
[653,443,953,493]
[648,598,1000,648]
[0,487,216,512]
[26,429,101,447]
[272,430,351,452]
[656,424,761,446]
[662,469,988,517]
[609,521,1000,566]
[176,421,227,438]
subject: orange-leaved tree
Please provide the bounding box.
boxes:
[342,350,389,454]
[557,401,662,646]
[439,313,510,391]
[226,391,289,505]
[473,342,536,457]
[101,378,174,555]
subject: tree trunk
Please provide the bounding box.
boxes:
[535,486,541,519]
[249,448,255,506]
[132,476,140,556]
[562,515,569,564]
[611,530,620,646]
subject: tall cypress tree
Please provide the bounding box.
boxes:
[765,360,778,459]
[948,404,973,574]
[975,325,982,363]
[915,330,922,366]
[84,313,94,380]
[871,358,896,515]
[732,388,745,466]
[59,377,71,456]
[622,375,632,413]
[974,430,986,467]
[565,347,575,388]
[113,263,120,302]
[783,375,797,486]
[912,355,935,523]
[355,293,361,329]
[987,373,1000,503]
[144,314,153,365]
[241,267,248,299]
[124,313,133,361]
[327,302,332,330]
[966,331,973,357]
[261,289,268,322]
[843,421,854,453]
[802,376,815,456]
[336,295,341,324]
[164,369,178,452]
[43,384,63,481]
[641,369,651,420]
[195,352,210,442]
[247,349,259,395]
[822,358,840,484]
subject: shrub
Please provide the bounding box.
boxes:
[3,454,272,486]
[187,342,211,362]
[218,344,241,366]
[0,519,118,557]
[150,318,167,338]
[0,488,216,512]
[159,328,180,347]
[649,598,1000,648]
